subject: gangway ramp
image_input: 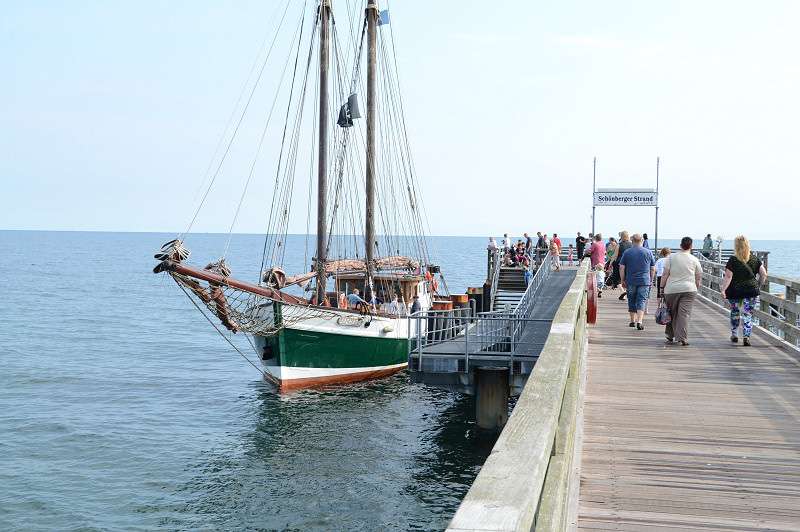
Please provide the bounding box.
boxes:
[408,267,577,395]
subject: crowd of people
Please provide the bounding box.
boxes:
[489,230,768,347]
[487,231,566,270]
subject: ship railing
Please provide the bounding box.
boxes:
[696,253,799,348]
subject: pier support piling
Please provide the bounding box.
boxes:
[475,367,509,430]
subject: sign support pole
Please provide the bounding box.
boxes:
[654,157,660,250]
[592,157,597,234]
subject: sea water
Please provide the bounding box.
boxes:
[0,231,797,530]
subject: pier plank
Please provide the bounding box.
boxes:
[577,289,800,531]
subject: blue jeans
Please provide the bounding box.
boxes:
[627,284,650,312]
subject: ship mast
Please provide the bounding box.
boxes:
[316,0,331,304]
[364,1,378,301]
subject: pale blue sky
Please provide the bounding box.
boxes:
[2,1,798,239]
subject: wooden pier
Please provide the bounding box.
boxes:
[445,258,800,531]
[578,288,800,530]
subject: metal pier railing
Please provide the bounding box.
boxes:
[408,259,556,391]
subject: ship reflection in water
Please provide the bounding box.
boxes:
[175,373,498,531]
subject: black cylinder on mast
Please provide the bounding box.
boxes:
[364,1,378,301]
[316,0,331,304]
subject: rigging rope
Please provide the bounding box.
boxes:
[181,0,295,239]
[259,1,318,283]
[224,6,309,259]
[176,281,268,378]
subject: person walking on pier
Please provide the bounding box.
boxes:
[605,237,618,266]
[548,240,561,271]
[588,234,606,297]
[536,232,546,262]
[501,233,511,253]
[524,233,533,256]
[576,232,587,263]
[660,237,702,345]
[702,234,713,258]
[612,231,632,294]
[589,234,606,269]
[618,233,655,330]
[720,235,767,346]
[552,233,562,254]
[654,247,671,299]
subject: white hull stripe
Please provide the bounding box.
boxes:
[264,362,407,381]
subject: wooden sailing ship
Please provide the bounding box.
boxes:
[154,0,446,390]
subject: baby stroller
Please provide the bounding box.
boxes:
[605,260,621,290]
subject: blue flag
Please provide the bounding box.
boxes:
[378,9,390,26]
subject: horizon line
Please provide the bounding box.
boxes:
[0,228,793,241]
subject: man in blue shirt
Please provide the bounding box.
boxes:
[619,233,656,330]
[347,288,367,309]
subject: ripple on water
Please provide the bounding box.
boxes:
[4,231,795,530]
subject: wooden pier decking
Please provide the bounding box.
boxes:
[577,290,800,531]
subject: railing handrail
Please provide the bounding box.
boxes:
[446,262,591,531]
[409,259,554,364]
[515,258,552,319]
[489,249,502,311]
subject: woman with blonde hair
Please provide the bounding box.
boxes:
[720,235,767,346]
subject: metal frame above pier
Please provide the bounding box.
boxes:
[591,157,661,249]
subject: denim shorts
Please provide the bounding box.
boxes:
[627,284,651,312]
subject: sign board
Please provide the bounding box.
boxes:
[593,190,658,207]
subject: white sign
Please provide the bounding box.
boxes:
[593,191,658,207]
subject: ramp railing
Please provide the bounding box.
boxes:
[409,257,555,372]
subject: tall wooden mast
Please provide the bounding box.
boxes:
[364,1,378,301]
[316,0,331,303]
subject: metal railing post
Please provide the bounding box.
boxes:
[509,315,515,380]
[416,313,423,371]
[464,313,470,373]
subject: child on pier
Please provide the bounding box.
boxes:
[567,244,574,266]
[595,264,606,297]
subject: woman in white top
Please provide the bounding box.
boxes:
[660,236,702,346]
[654,247,671,298]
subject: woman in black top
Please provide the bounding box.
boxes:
[720,235,767,346]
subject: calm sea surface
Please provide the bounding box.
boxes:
[1,231,797,531]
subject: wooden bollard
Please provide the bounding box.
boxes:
[475,367,509,430]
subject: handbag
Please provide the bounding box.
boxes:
[655,298,672,325]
